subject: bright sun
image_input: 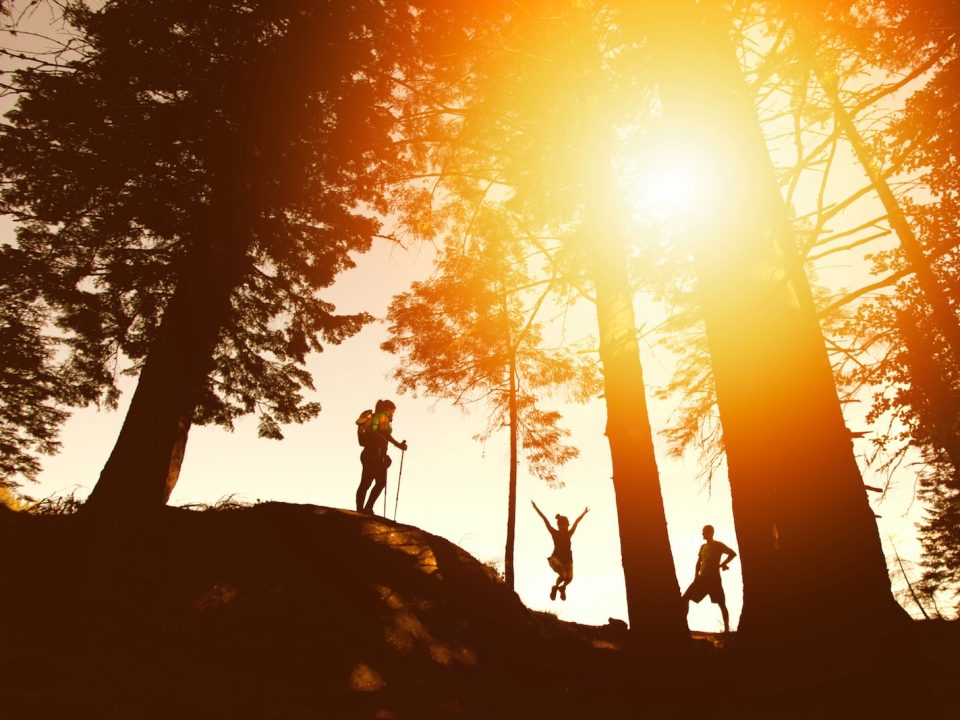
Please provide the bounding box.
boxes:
[621,120,736,225]
[621,138,728,224]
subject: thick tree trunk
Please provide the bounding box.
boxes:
[86,183,253,512]
[636,0,907,637]
[84,13,329,513]
[586,192,688,647]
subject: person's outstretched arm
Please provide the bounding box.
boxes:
[531,501,552,531]
[570,506,590,535]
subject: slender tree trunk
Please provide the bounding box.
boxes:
[636,0,907,638]
[586,184,688,647]
[505,351,519,590]
[802,25,960,359]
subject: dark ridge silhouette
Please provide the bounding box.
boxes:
[0,501,955,719]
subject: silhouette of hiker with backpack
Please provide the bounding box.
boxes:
[681,524,737,633]
[532,500,588,601]
[355,399,407,514]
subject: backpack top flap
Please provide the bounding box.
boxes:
[356,409,373,446]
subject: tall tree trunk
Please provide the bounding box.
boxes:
[586,185,688,647]
[84,14,329,513]
[86,177,254,512]
[635,0,907,638]
[505,351,519,590]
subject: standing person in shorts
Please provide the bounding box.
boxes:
[532,500,589,601]
[682,524,737,633]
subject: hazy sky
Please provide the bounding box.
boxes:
[25,230,926,631]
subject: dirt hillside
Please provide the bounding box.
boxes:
[0,502,955,719]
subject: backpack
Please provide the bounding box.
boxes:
[355,409,374,447]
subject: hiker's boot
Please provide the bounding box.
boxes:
[549,585,558,601]
[559,586,566,601]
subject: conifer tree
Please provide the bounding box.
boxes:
[647,0,959,614]
[811,0,960,605]
[0,0,432,510]
[391,0,690,643]
[747,0,960,608]
[0,251,72,486]
[626,0,906,637]
[383,208,598,590]
[0,1,94,489]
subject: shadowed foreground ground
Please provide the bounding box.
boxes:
[0,501,955,718]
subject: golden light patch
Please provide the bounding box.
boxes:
[348,662,385,692]
[373,585,477,667]
[360,520,440,576]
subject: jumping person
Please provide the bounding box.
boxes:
[532,500,589,601]
[681,524,737,633]
[356,399,407,514]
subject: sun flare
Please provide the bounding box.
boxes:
[621,139,729,225]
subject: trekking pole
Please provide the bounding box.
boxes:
[382,472,388,517]
[393,449,405,522]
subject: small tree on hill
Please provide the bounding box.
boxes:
[383,208,599,590]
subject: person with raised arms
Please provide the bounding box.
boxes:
[532,500,589,601]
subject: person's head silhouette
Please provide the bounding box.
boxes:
[375,399,397,418]
[702,524,715,540]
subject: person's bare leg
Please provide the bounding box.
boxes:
[720,603,730,633]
